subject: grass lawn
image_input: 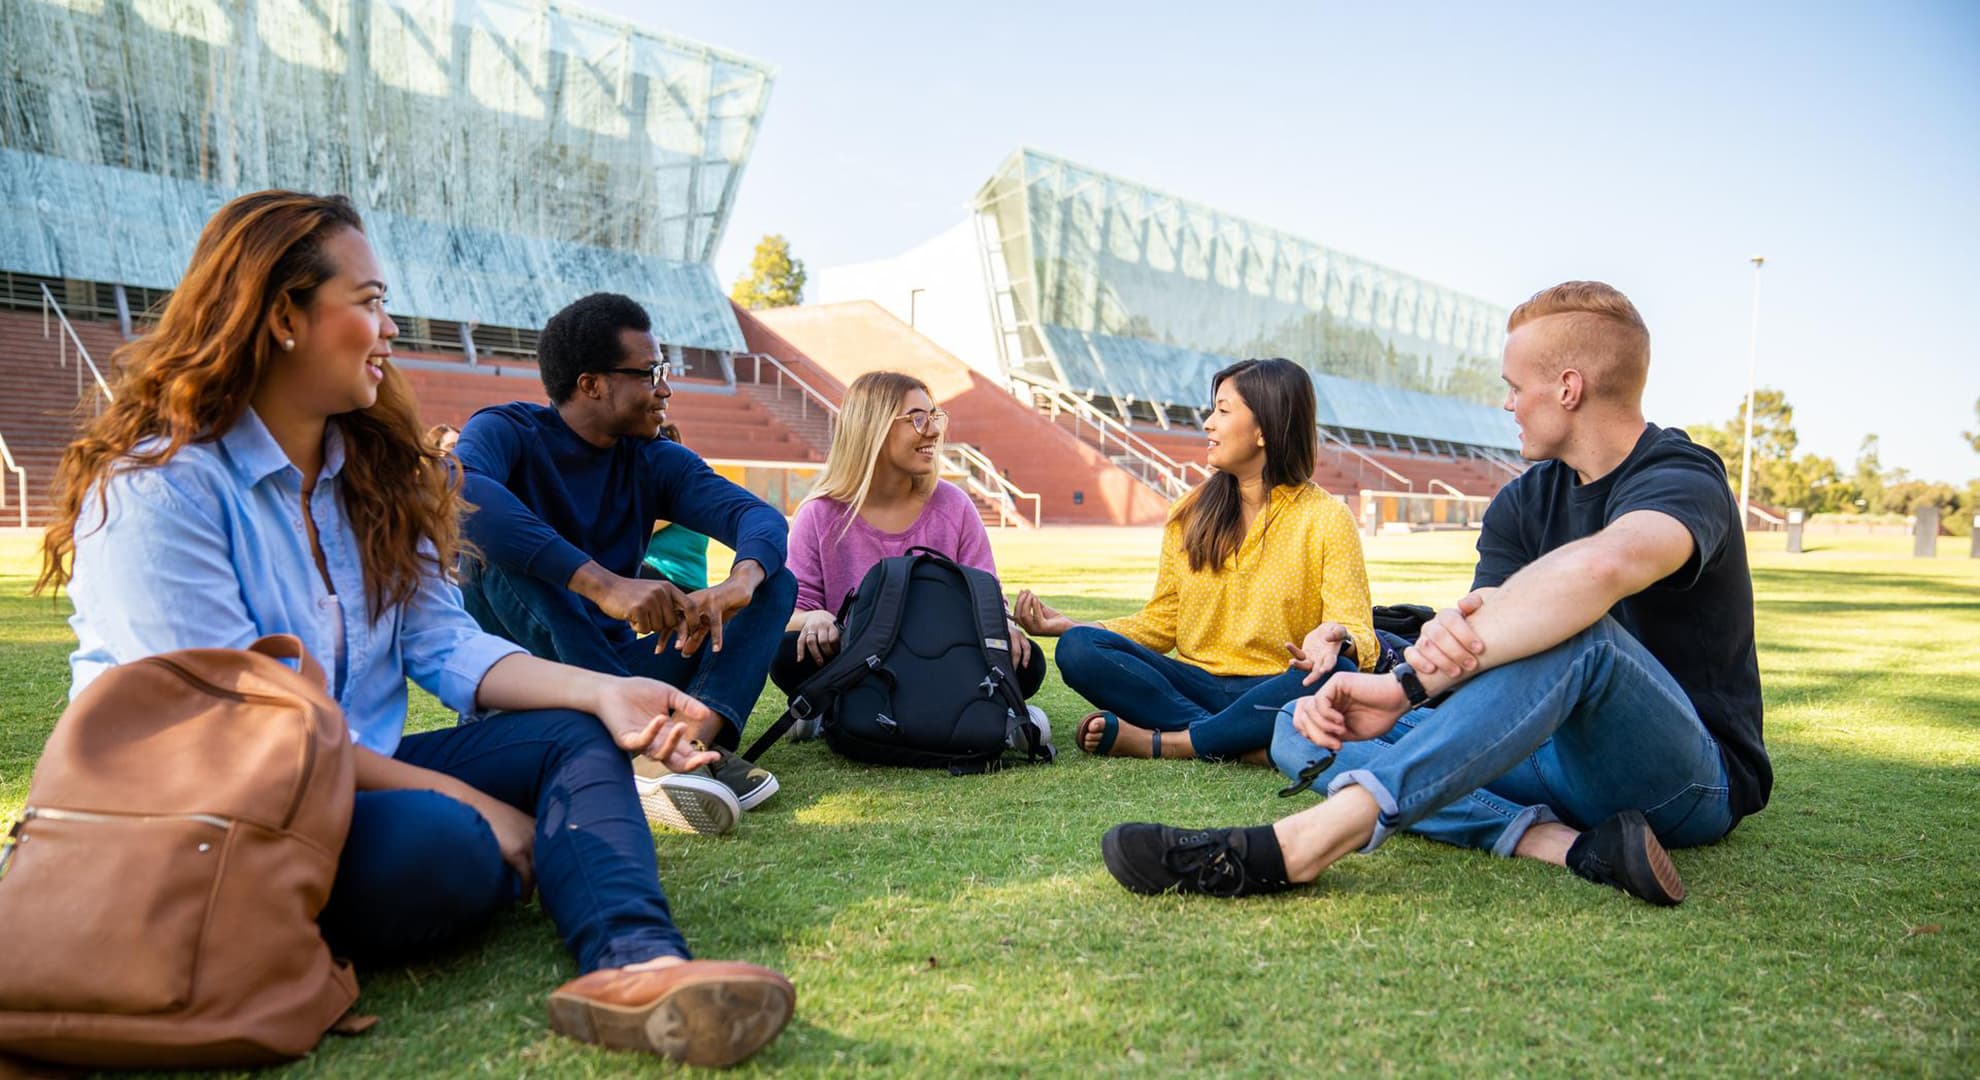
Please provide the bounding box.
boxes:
[1,526,1975,1076]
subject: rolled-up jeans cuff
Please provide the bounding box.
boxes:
[1326,769,1402,854]
[1489,804,1559,859]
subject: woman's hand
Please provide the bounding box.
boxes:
[794,608,841,665]
[591,677,722,773]
[1012,589,1075,637]
[1285,621,1348,686]
[461,791,538,901]
[1007,618,1033,670]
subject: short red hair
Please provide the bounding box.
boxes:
[1507,281,1650,403]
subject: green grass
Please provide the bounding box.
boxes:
[2,526,1976,1076]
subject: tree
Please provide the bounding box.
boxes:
[1964,397,1980,454]
[730,234,806,310]
[1687,388,1821,509]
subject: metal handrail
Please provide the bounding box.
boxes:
[1427,478,1467,497]
[40,284,114,407]
[1747,504,1785,527]
[0,429,27,528]
[734,355,1036,526]
[739,352,840,422]
[942,442,1041,528]
[1008,370,1193,497]
[1318,426,1409,491]
[1476,448,1526,481]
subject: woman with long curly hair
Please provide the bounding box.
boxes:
[38,191,792,1067]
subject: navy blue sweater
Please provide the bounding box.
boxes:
[457,403,788,633]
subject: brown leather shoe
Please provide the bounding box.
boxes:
[546,960,794,1067]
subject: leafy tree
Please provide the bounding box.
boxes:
[1965,398,1980,454]
[730,234,806,310]
[1687,388,1829,509]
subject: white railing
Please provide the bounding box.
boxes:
[1427,478,1467,498]
[732,356,1037,527]
[738,352,840,428]
[1357,488,1492,535]
[1009,370,1194,499]
[1319,427,1410,492]
[1746,504,1785,529]
[943,442,1041,528]
[41,283,114,409]
[0,429,27,528]
[1476,448,1526,481]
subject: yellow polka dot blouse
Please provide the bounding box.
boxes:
[1102,483,1377,677]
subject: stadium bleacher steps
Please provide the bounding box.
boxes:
[0,307,125,528]
[738,302,1170,526]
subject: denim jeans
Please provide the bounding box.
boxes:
[1269,615,1734,856]
[461,560,798,748]
[318,709,690,972]
[1056,626,1353,760]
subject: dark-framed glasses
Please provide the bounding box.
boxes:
[604,365,667,389]
[893,407,949,435]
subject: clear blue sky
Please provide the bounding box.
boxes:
[596,0,1980,485]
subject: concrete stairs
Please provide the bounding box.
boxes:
[0,308,124,528]
[744,302,1170,526]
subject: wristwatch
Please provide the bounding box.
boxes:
[1391,662,1430,707]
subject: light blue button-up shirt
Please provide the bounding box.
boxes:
[67,409,525,755]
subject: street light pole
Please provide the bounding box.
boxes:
[1738,256,1766,532]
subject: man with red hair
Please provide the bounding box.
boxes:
[1102,282,1770,906]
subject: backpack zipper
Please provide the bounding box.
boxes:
[150,657,322,830]
[2,806,233,878]
[22,806,232,830]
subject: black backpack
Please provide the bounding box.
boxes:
[745,548,1053,774]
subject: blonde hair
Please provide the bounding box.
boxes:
[1506,281,1651,403]
[803,371,938,533]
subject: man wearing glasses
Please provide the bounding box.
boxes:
[455,293,796,836]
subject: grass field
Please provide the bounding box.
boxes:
[1,526,1975,1076]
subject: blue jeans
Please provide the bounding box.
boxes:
[1056,626,1353,760]
[318,709,689,972]
[1269,616,1734,856]
[461,560,797,748]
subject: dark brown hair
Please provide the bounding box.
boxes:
[39,191,467,619]
[1175,358,1318,572]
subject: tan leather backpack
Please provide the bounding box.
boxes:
[0,635,360,1067]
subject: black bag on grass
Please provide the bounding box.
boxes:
[1370,603,1438,673]
[744,548,1052,774]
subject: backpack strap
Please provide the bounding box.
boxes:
[954,562,1054,767]
[744,556,918,762]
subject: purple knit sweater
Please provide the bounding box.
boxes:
[787,480,996,614]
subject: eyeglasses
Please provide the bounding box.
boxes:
[893,407,949,435]
[604,366,668,388]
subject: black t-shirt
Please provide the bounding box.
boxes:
[1472,424,1770,825]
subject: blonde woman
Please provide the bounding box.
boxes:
[773,372,1046,709]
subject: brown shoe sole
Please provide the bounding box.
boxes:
[547,970,794,1067]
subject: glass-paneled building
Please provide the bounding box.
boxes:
[1,0,772,352]
[972,149,1516,449]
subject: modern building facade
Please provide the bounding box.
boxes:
[816,148,1518,452]
[1,0,773,358]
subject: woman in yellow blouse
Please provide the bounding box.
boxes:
[1013,358,1375,762]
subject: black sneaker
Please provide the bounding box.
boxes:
[1101,823,1297,898]
[701,745,779,811]
[1566,809,1686,906]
